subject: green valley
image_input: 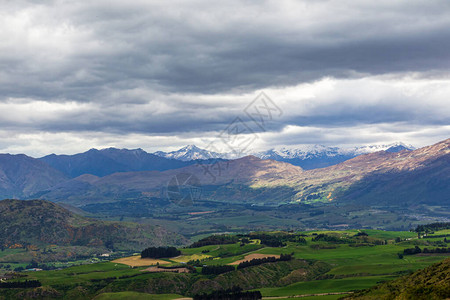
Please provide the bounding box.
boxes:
[1,228,449,299]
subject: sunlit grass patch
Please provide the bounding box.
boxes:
[112,255,170,267]
[169,254,211,263]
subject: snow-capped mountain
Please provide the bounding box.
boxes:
[251,142,415,169]
[253,144,343,160]
[350,142,415,155]
[251,145,353,169]
[254,142,414,159]
[153,145,225,161]
[154,142,415,170]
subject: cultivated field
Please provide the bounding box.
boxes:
[112,256,170,267]
[2,228,449,299]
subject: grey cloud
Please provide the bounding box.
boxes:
[2,0,450,102]
[0,75,449,137]
[0,0,449,155]
[283,102,450,128]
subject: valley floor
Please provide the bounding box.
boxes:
[1,228,449,299]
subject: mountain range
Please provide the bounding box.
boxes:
[13,139,446,210]
[39,148,191,178]
[0,142,409,186]
[153,143,415,169]
[0,139,446,219]
[33,142,414,179]
[154,145,223,161]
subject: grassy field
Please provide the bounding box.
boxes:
[1,228,449,299]
[170,254,211,263]
[0,248,26,259]
[258,275,395,296]
[427,229,450,236]
[28,262,143,286]
[93,292,185,300]
[112,256,170,267]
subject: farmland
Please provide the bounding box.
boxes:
[0,228,449,299]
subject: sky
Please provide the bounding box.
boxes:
[1,0,450,157]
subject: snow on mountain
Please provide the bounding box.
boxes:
[250,142,415,169]
[349,142,415,155]
[258,142,413,159]
[153,142,415,169]
[252,145,343,160]
[153,145,225,161]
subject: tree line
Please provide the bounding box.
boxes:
[415,222,450,233]
[415,222,450,238]
[12,259,58,272]
[190,235,239,248]
[403,246,450,256]
[245,233,306,247]
[141,246,181,259]
[189,232,308,249]
[0,280,41,289]
[312,234,348,243]
[237,253,292,269]
[422,247,450,254]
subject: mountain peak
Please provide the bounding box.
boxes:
[385,143,415,153]
[181,144,200,150]
[100,147,147,155]
[154,145,222,161]
[236,155,262,162]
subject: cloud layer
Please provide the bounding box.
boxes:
[1,0,449,156]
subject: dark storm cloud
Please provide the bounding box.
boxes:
[2,0,450,101]
[0,0,449,155]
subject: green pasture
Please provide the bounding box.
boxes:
[93,292,184,300]
[0,248,26,259]
[258,275,395,296]
[29,262,143,285]
[5,228,449,299]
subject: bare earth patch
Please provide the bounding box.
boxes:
[228,253,280,265]
[112,255,170,267]
[141,266,191,273]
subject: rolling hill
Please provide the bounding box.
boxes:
[345,258,450,299]
[0,199,186,250]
